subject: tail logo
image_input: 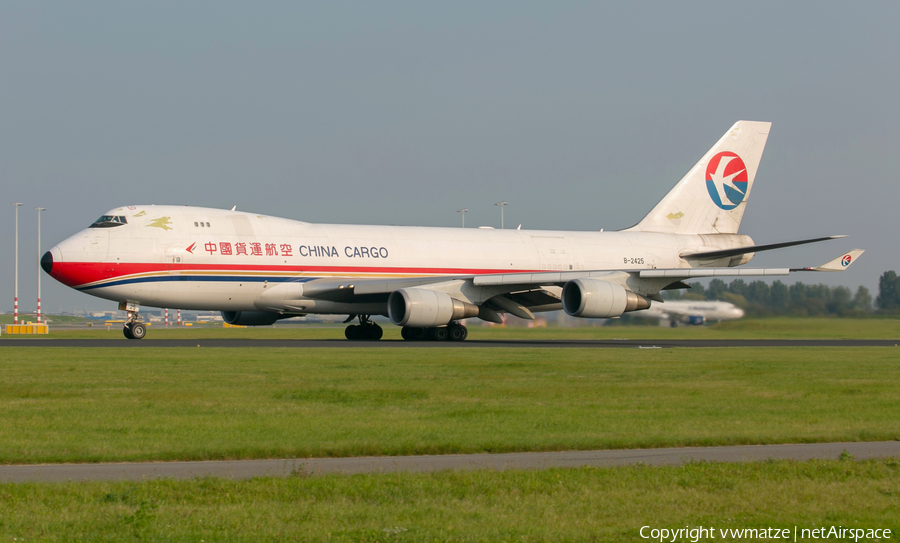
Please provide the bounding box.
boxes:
[706,152,749,210]
[841,254,852,267]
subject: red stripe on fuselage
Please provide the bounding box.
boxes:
[50,261,534,289]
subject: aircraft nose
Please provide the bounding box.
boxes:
[42,245,87,288]
[41,251,53,275]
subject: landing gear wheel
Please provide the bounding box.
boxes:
[121,306,146,340]
[365,324,383,341]
[448,324,468,341]
[345,316,384,341]
[130,322,146,340]
[401,327,426,341]
[429,326,449,341]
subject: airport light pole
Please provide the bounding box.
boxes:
[35,207,45,323]
[456,208,468,228]
[494,201,507,229]
[12,202,23,324]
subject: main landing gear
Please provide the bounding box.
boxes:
[342,316,468,342]
[401,322,468,342]
[344,315,384,341]
[123,312,146,340]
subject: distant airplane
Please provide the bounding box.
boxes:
[640,300,745,326]
[41,121,863,341]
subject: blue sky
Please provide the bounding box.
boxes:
[2,1,897,312]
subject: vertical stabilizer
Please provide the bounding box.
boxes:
[627,120,771,234]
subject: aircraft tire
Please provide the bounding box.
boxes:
[401,326,426,341]
[345,325,360,340]
[448,325,467,341]
[365,324,383,341]
[123,324,134,340]
[429,326,449,341]
[130,322,146,340]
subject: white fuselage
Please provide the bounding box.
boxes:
[46,205,754,313]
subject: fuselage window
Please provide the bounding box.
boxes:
[206,222,210,227]
[194,222,199,227]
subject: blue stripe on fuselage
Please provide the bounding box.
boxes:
[77,275,315,291]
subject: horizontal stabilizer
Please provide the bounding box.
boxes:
[682,235,846,260]
[791,249,864,272]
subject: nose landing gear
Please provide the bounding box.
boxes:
[118,302,147,340]
[123,313,146,340]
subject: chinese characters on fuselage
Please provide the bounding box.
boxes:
[202,242,388,259]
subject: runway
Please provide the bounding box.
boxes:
[1,441,898,483]
[1,338,897,348]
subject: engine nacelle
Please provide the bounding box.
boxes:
[561,279,650,318]
[388,288,479,327]
[221,310,282,326]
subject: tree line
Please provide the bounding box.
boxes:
[662,270,900,317]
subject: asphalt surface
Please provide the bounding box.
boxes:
[1,338,897,348]
[2,442,898,483]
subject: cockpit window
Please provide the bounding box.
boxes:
[89,215,128,228]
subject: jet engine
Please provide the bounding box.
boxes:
[561,279,650,318]
[221,310,282,326]
[388,288,479,328]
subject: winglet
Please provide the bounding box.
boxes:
[793,249,865,272]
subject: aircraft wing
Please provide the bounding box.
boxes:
[273,249,863,315]
[472,266,792,286]
[475,249,864,286]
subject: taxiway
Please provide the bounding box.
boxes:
[0,338,896,348]
[2,442,898,483]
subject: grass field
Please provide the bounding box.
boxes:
[2,316,899,340]
[1,346,898,464]
[3,332,899,541]
[1,459,897,541]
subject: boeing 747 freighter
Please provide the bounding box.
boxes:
[41,121,863,340]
